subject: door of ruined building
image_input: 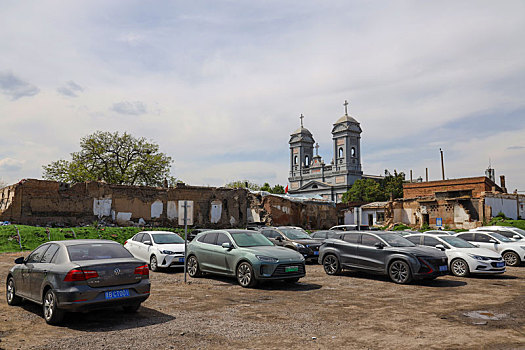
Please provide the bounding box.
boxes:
[422,213,429,226]
[368,214,374,226]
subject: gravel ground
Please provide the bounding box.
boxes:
[0,251,524,349]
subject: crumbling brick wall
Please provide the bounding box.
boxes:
[403,177,501,199]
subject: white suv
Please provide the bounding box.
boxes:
[471,226,525,241]
[456,231,525,267]
[125,231,186,271]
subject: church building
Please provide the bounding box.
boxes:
[288,101,379,202]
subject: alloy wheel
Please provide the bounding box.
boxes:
[237,263,252,287]
[503,252,519,266]
[323,255,339,275]
[150,256,158,271]
[451,259,468,277]
[6,279,14,303]
[43,291,55,321]
[390,261,410,284]
[187,256,198,276]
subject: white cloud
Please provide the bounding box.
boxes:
[0,71,39,100]
[0,158,25,171]
[110,101,147,115]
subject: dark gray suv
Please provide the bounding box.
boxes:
[319,232,448,284]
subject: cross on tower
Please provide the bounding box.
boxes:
[300,114,304,128]
[344,100,349,116]
[315,143,319,156]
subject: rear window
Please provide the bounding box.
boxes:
[67,243,133,261]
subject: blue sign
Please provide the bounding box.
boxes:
[436,218,443,227]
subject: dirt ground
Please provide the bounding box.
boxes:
[0,251,523,350]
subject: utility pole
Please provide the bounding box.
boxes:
[516,190,521,220]
[425,168,429,182]
[440,148,445,180]
[183,201,188,284]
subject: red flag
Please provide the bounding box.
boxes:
[285,185,288,193]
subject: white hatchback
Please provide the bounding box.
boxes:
[124,231,186,271]
[405,234,505,277]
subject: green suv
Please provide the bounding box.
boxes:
[186,230,306,288]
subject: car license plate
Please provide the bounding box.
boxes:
[496,262,505,267]
[314,251,319,256]
[285,266,299,273]
[439,265,448,272]
[105,289,130,300]
[179,257,184,263]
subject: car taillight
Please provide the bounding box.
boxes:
[64,269,99,281]
[124,240,128,245]
[134,265,149,276]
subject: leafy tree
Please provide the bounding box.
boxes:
[260,182,272,192]
[43,131,175,186]
[271,184,285,194]
[342,179,385,203]
[225,180,261,191]
[341,169,406,203]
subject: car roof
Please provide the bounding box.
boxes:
[139,231,178,235]
[48,239,121,246]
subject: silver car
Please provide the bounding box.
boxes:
[6,239,150,324]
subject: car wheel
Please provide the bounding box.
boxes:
[322,254,341,275]
[6,277,22,306]
[236,262,257,288]
[123,302,141,313]
[43,289,65,325]
[187,255,202,277]
[388,260,412,284]
[284,277,300,284]
[503,251,520,267]
[451,258,470,277]
[150,255,159,272]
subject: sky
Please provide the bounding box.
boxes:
[1,1,524,191]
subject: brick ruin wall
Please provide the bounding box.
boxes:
[0,179,337,229]
[403,177,498,199]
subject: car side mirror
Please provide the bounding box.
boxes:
[275,236,283,242]
[513,235,521,240]
[221,242,233,249]
[488,239,498,244]
[374,242,384,249]
[143,240,152,246]
[434,244,446,251]
[14,257,24,264]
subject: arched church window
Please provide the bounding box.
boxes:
[294,156,298,165]
[351,147,356,157]
[338,147,344,158]
[305,155,310,167]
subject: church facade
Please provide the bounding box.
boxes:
[288,102,374,203]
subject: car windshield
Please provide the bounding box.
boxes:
[152,233,184,244]
[489,232,513,242]
[67,243,133,261]
[278,228,311,239]
[231,232,274,247]
[439,236,476,248]
[380,234,416,247]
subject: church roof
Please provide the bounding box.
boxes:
[334,114,359,125]
[291,126,313,136]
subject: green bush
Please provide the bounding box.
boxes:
[0,225,187,253]
[392,224,411,231]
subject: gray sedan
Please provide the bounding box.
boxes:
[6,239,150,324]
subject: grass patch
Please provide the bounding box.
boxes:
[0,225,187,253]
[488,217,525,230]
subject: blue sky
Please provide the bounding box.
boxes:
[1,1,524,191]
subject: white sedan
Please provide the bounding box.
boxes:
[124,231,186,271]
[405,233,505,277]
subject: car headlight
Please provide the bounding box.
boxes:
[256,255,278,262]
[292,242,305,249]
[468,254,490,261]
[160,250,176,255]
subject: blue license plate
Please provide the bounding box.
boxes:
[439,265,448,272]
[496,262,505,267]
[105,289,130,300]
[179,257,185,263]
[314,251,319,256]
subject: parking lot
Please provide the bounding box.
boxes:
[0,251,523,350]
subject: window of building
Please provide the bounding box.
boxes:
[376,212,385,223]
[338,147,344,158]
[294,156,298,165]
[305,155,310,166]
[351,147,356,157]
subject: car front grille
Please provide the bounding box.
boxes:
[271,263,305,277]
